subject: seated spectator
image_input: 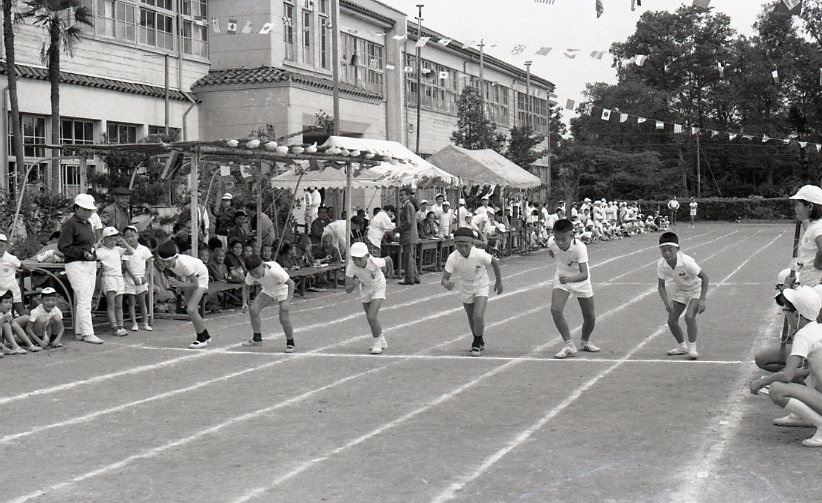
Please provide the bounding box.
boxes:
[260,244,274,262]
[207,248,229,282]
[242,243,254,262]
[295,233,315,267]
[277,242,300,270]
[198,247,211,266]
[150,260,177,313]
[421,211,439,238]
[0,291,39,354]
[755,269,797,373]
[310,206,333,244]
[316,234,343,264]
[227,211,251,245]
[225,239,247,282]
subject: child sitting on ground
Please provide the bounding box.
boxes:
[0,290,39,354]
[21,287,64,348]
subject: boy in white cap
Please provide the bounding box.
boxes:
[438,200,454,238]
[122,226,154,331]
[97,227,134,336]
[156,241,212,348]
[0,233,28,316]
[657,231,709,359]
[20,287,65,348]
[751,286,822,446]
[456,198,471,229]
[441,228,503,356]
[241,254,296,352]
[345,241,388,354]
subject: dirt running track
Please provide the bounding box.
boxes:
[1,223,815,503]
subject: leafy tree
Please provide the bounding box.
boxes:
[22,0,93,192]
[3,0,25,195]
[504,125,545,168]
[450,87,506,153]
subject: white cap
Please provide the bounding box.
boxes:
[790,185,822,206]
[584,198,592,202]
[783,286,822,320]
[458,198,466,205]
[41,287,57,295]
[349,242,368,258]
[442,200,451,206]
[221,193,233,200]
[102,227,119,238]
[776,268,791,285]
[486,208,495,215]
[481,195,489,200]
[421,200,429,205]
[74,193,96,210]
[0,233,6,242]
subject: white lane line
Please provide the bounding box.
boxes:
[432,232,784,502]
[6,303,552,503]
[668,306,782,502]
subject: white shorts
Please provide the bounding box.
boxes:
[670,287,701,305]
[554,279,594,299]
[689,210,697,216]
[102,275,125,296]
[360,284,386,304]
[124,275,148,295]
[460,282,489,304]
[0,281,22,303]
[797,267,822,288]
[261,286,289,303]
[193,275,209,290]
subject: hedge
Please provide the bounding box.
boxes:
[636,198,793,222]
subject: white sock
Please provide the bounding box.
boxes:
[784,399,822,428]
[564,341,576,349]
[687,342,697,351]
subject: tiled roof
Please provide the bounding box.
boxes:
[192,66,384,100]
[0,62,199,102]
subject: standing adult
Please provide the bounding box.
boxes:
[304,187,321,228]
[99,187,131,231]
[58,194,103,344]
[689,197,698,228]
[667,197,680,226]
[791,185,822,287]
[310,206,333,245]
[398,187,420,285]
[456,198,471,229]
[437,200,454,238]
[213,193,237,248]
[245,202,276,248]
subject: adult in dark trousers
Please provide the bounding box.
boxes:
[58,194,103,344]
[398,187,420,285]
[667,197,680,226]
[99,186,131,231]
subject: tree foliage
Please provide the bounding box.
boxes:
[504,125,546,169]
[450,87,507,153]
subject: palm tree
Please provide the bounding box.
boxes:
[22,0,92,192]
[3,0,26,195]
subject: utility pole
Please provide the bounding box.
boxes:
[164,54,170,136]
[524,60,532,128]
[331,0,341,135]
[414,4,423,154]
[696,134,701,199]
[478,39,485,120]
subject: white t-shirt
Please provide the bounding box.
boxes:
[657,252,702,292]
[89,212,103,231]
[170,254,209,287]
[474,205,490,216]
[444,247,493,292]
[456,207,471,228]
[791,322,822,382]
[125,244,152,278]
[797,220,822,285]
[471,213,489,233]
[437,210,454,237]
[689,201,698,214]
[0,251,21,286]
[346,256,386,292]
[547,237,591,284]
[97,246,125,277]
[367,211,395,247]
[30,304,63,324]
[668,199,680,210]
[245,261,290,298]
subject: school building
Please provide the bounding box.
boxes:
[0,0,554,195]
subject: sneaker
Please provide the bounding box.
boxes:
[555,345,577,359]
[113,327,128,337]
[774,413,812,427]
[242,340,263,347]
[80,334,104,344]
[581,342,601,353]
[284,343,295,353]
[666,346,688,356]
[379,335,388,349]
[51,342,63,348]
[10,347,27,355]
[688,349,699,360]
[802,429,822,447]
[130,324,139,331]
[189,339,209,349]
[142,324,153,331]
[470,346,482,357]
[370,340,383,354]
[27,345,41,352]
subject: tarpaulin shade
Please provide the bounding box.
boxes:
[427,145,541,189]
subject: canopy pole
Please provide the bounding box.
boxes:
[256,161,263,254]
[275,169,305,258]
[345,161,352,255]
[191,151,199,258]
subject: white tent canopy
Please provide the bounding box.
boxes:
[428,145,541,189]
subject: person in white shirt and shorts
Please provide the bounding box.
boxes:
[157,241,212,349]
[345,242,389,354]
[241,254,296,352]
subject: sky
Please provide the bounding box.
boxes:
[379,0,780,115]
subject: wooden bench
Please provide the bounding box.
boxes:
[287,264,345,296]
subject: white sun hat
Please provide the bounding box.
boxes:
[783,286,822,320]
[74,194,97,210]
[790,185,822,206]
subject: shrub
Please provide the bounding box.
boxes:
[636,198,792,222]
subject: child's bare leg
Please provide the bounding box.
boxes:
[115,294,124,328]
[363,299,383,338]
[11,321,37,348]
[471,296,488,337]
[667,301,687,344]
[50,319,65,346]
[125,294,137,326]
[185,287,206,335]
[684,299,699,343]
[278,301,293,341]
[105,291,117,330]
[3,323,22,350]
[32,318,49,346]
[578,297,597,343]
[462,302,476,335]
[550,288,572,342]
[136,291,149,325]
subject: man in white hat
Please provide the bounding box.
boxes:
[456,198,471,229]
[475,195,491,216]
[58,194,104,344]
[437,200,454,238]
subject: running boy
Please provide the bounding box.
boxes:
[441,227,503,356]
[97,227,134,336]
[23,287,64,348]
[122,226,153,331]
[657,231,709,359]
[156,241,212,349]
[548,219,598,359]
[345,242,388,354]
[241,254,296,352]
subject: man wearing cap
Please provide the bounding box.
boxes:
[475,195,491,216]
[214,193,237,247]
[456,198,471,229]
[416,200,429,225]
[100,187,131,232]
[58,194,104,344]
[397,187,420,285]
[437,200,454,238]
[227,210,251,245]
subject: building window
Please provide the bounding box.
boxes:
[517,92,548,132]
[8,115,47,158]
[97,0,136,42]
[148,125,180,139]
[141,0,173,9]
[283,1,295,61]
[139,8,174,50]
[181,20,208,57]
[319,16,329,69]
[61,164,83,196]
[106,123,138,144]
[318,0,328,14]
[182,0,207,17]
[61,119,94,145]
[340,34,384,93]
[405,55,459,114]
[301,8,312,64]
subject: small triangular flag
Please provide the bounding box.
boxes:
[385,64,396,70]
[211,18,221,33]
[743,135,754,140]
[437,38,452,46]
[655,121,664,130]
[259,22,273,35]
[674,124,683,134]
[634,54,648,66]
[240,164,252,178]
[596,0,604,18]
[711,130,719,137]
[601,109,612,121]
[219,165,231,177]
[536,47,552,56]
[637,117,646,124]
[438,71,449,80]
[779,0,803,15]
[762,134,770,143]
[565,98,576,110]
[242,21,253,34]
[619,113,628,123]
[590,51,606,60]
[691,127,700,135]
[729,133,737,140]
[564,49,580,58]
[693,0,711,7]
[799,141,808,148]
[783,138,791,144]
[227,18,238,34]
[415,37,431,48]
[772,68,779,84]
